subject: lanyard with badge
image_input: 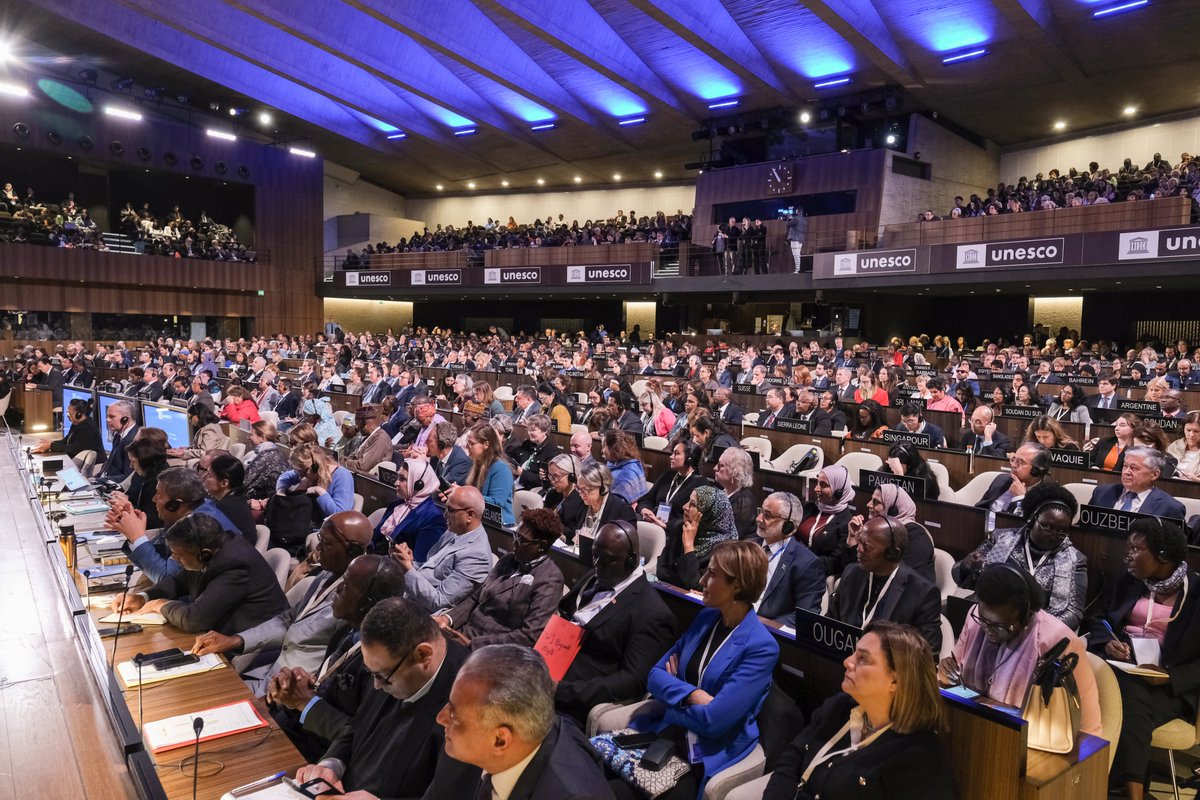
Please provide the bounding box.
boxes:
[1134,579,1189,666]
[798,714,893,788]
[658,473,688,522]
[861,569,900,626]
[685,620,735,763]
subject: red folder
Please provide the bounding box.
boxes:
[534,615,586,681]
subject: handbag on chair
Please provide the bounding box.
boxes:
[1022,637,1082,754]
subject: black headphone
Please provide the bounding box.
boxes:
[360,556,385,611]
[165,498,183,513]
[565,456,578,485]
[991,562,1044,620]
[779,493,798,538]
[411,460,434,495]
[607,520,640,571]
[1028,446,1051,478]
[175,515,213,564]
[119,416,129,427]
[881,515,904,563]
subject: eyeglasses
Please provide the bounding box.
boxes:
[970,606,1018,636]
[368,649,412,686]
[444,505,472,515]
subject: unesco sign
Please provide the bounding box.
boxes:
[344,271,392,287]
[955,237,1064,270]
[566,264,633,284]
[1118,227,1200,261]
[410,269,463,286]
[832,249,917,276]
[484,268,541,285]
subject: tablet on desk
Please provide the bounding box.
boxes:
[56,465,92,493]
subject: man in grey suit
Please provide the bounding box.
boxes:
[190,510,374,696]
[391,485,492,612]
[754,492,826,626]
[511,385,542,424]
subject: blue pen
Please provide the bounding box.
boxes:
[229,771,287,797]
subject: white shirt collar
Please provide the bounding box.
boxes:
[403,647,447,706]
[486,744,542,800]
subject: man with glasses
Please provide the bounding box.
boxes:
[753,492,825,625]
[393,485,492,612]
[948,364,979,399]
[189,511,374,697]
[291,596,470,800]
[974,442,1052,515]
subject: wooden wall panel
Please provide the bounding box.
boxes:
[691,149,888,250]
[0,96,323,335]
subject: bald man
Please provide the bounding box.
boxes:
[958,405,1012,458]
[569,430,596,468]
[393,485,493,612]
[191,510,374,696]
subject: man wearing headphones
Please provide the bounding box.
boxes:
[554,521,675,724]
[31,397,104,459]
[754,492,827,625]
[291,597,471,800]
[99,399,140,481]
[110,513,288,634]
[269,555,407,761]
[190,511,375,697]
[893,402,946,449]
[975,442,1052,514]
[107,465,243,584]
[829,515,943,654]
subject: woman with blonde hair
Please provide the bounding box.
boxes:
[767,622,957,799]
[274,442,354,522]
[1143,376,1169,403]
[1166,411,1200,481]
[639,390,676,437]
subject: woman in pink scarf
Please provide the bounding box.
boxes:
[938,563,1101,737]
[370,458,444,561]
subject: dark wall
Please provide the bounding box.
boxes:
[413,298,625,336]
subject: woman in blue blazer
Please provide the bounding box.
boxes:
[465,422,515,526]
[621,540,778,800]
[370,458,447,561]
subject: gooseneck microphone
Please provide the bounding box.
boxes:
[133,653,146,732]
[108,564,136,673]
[192,717,205,800]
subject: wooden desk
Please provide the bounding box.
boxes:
[12,386,55,432]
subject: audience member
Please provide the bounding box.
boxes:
[393,485,491,612]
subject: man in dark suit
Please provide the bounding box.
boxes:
[713,388,744,427]
[511,386,542,424]
[111,514,288,635]
[829,516,942,654]
[65,357,94,389]
[760,387,794,429]
[1088,446,1187,520]
[291,597,469,798]
[832,367,857,402]
[893,403,945,448]
[1030,361,1063,388]
[958,406,1011,458]
[755,492,826,625]
[555,522,675,724]
[1085,375,1120,414]
[99,399,140,481]
[361,364,393,405]
[434,645,615,800]
[28,356,64,409]
[428,422,471,485]
[792,389,833,436]
[137,366,165,402]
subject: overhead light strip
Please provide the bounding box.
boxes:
[205,129,236,141]
[617,116,647,127]
[1092,0,1148,17]
[813,76,851,89]
[941,48,989,64]
[104,105,142,120]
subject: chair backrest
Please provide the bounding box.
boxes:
[228,442,246,461]
[1180,496,1200,524]
[370,460,398,479]
[1085,652,1123,770]
[834,451,884,485]
[571,423,589,436]
[333,409,353,429]
[636,521,667,575]
[925,459,954,500]
[631,379,648,398]
[743,411,760,425]
[739,436,772,461]
[367,507,386,528]
[1062,483,1096,524]
[494,386,514,401]
[513,490,545,522]
[253,524,271,554]
[820,574,837,615]
[352,492,364,513]
[932,548,957,606]
[643,435,669,452]
[73,449,98,472]
[263,548,291,590]
[939,615,954,661]
[952,470,1007,507]
[0,392,10,417]
[767,443,824,477]
[259,410,279,428]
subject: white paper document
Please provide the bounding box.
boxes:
[143,699,267,752]
[117,653,226,687]
[97,610,166,626]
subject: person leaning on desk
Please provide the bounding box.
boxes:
[110,513,288,634]
[29,397,103,459]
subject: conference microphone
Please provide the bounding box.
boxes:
[108,564,136,673]
[81,569,92,610]
[192,717,205,800]
[133,653,146,732]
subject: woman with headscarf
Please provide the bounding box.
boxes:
[953,483,1087,630]
[371,458,446,561]
[847,483,936,585]
[801,465,858,576]
[654,484,739,590]
[302,395,342,450]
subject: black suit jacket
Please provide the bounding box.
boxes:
[793,407,833,436]
[328,642,468,800]
[1088,482,1186,520]
[958,429,1012,458]
[508,438,563,491]
[506,717,615,800]
[146,533,289,634]
[719,402,744,426]
[49,416,104,459]
[434,446,471,486]
[1089,570,1200,713]
[101,424,141,481]
[756,538,826,625]
[274,390,301,420]
[555,573,675,723]
[38,366,65,406]
[830,563,942,654]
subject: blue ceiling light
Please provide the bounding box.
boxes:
[530,122,557,132]
[1092,0,1148,17]
[813,76,852,89]
[617,116,647,127]
[453,127,477,136]
[708,98,739,110]
[941,47,989,64]
[386,132,407,140]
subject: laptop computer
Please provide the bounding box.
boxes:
[41,457,66,477]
